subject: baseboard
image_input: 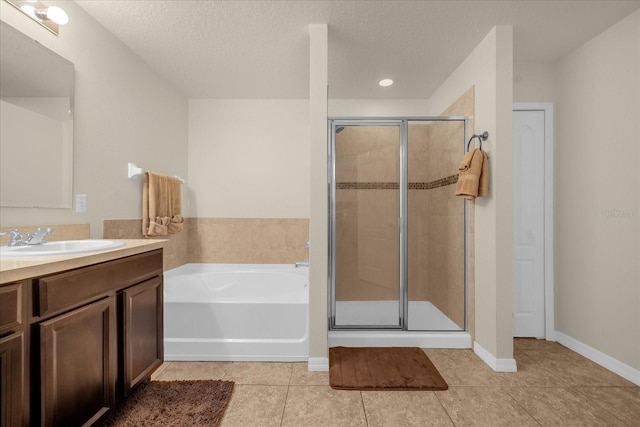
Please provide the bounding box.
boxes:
[555,331,640,386]
[307,357,329,372]
[474,341,518,372]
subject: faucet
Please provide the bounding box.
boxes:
[0,227,55,246]
[294,241,310,268]
[1,229,26,247]
[25,227,55,245]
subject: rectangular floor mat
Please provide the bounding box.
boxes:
[329,346,448,391]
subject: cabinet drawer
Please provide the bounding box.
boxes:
[0,283,23,335]
[35,250,162,318]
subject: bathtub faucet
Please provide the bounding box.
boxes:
[295,261,309,268]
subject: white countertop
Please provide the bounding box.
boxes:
[0,239,166,284]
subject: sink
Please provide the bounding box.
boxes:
[0,240,125,257]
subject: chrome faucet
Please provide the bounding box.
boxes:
[0,227,54,246]
[25,227,55,245]
[1,229,26,247]
[294,241,310,267]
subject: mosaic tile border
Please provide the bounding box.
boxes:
[336,174,458,191]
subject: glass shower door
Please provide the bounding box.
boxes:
[406,120,466,331]
[332,123,402,328]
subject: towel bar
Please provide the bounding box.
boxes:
[127,162,185,184]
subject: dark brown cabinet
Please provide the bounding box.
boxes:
[1,248,163,427]
[120,277,163,395]
[0,333,25,427]
[39,298,116,427]
[0,281,27,427]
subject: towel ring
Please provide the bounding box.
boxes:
[466,131,489,152]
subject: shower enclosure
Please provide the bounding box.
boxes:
[329,118,469,342]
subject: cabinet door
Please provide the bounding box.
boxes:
[121,277,163,395]
[0,333,24,427]
[40,297,116,427]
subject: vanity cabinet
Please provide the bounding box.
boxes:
[0,282,27,427]
[38,298,116,426]
[1,248,164,427]
[119,276,163,396]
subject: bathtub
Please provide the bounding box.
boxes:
[163,263,309,361]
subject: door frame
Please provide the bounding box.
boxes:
[512,102,555,340]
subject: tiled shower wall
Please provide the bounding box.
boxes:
[103,218,309,271]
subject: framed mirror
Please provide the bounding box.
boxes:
[0,21,74,208]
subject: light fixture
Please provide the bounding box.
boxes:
[378,78,394,87]
[4,0,69,35]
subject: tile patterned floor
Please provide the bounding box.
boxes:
[151,339,640,426]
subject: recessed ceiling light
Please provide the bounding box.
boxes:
[378,78,394,87]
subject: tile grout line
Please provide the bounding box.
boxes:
[433,389,457,426]
[279,363,295,427]
[279,385,290,427]
[359,391,369,427]
[501,387,544,427]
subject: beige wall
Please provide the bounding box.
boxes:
[188,99,310,218]
[513,61,556,103]
[0,2,188,237]
[308,24,329,361]
[554,10,640,370]
[329,99,429,116]
[426,26,514,362]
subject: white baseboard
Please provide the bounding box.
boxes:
[474,341,518,372]
[555,331,640,386]
[307,357,329,372]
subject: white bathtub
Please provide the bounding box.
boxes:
[163,263,309,361]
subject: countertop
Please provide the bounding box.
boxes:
[0,239,166,284]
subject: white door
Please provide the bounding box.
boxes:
[513,110,545,338]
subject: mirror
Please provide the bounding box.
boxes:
[0,21,74,208]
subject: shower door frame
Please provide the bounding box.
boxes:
[328,117,469,332]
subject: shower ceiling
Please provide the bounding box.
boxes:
[74,0,640,99]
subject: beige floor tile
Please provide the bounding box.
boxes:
[224,362,293,385]
[514,338,570,353]
[493,352,569,387]
[289,362,330,386]
[435,386,539,427]
[523,351,635,387]
[221,385,288,427]
[282,385,366,427]
[506,387,626,426]
[573,386,640,426]
[362,390,454,427]
[424,349,502,386]
[153,361,231,381]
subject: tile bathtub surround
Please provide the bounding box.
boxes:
[103,217,309,268]
[151,339,639,427]
[187,218,309,264]
[0,223,90,246]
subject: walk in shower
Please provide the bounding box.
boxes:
[328,118,471,348]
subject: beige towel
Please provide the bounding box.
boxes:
[142,171,184,237]
[455,148,489,200]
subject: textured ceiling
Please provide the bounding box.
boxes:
[74,0,640,99]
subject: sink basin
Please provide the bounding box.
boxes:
[0,240,125,257]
